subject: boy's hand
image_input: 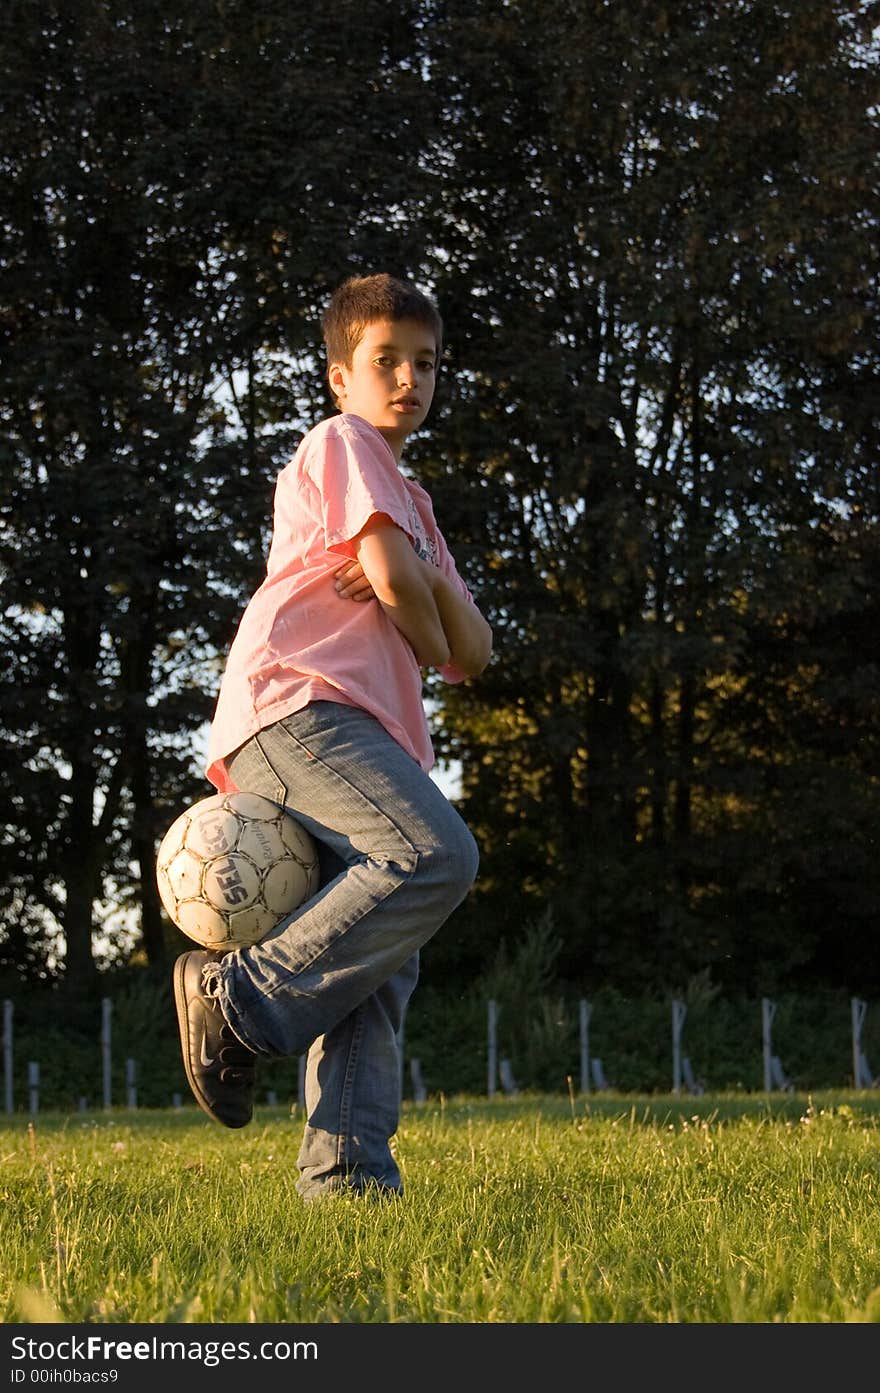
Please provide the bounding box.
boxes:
[333,559,376,602]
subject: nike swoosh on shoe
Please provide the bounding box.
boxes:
[174,949,255,1129]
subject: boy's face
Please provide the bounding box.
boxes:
[328,317,437,460]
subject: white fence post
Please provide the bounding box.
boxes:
[761,998,776,1093]
[28,1061,39,1115]
[3,999,12,1115]
[487,999,498,1099]
[672,999,687,1094]
[852,997,872,1088]
[498,1058,518,1095]
[410,1058,427,1103]
[101,998,112,1110]
[852,997,865,1088]
[297,1054,306,1109]
[579,999,592,1095]
[125,1058,137,1110]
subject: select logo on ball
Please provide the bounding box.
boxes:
[199,813,236,857]
[155,792,320,951]
[212,856,250,906]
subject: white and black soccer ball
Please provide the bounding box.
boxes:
[156,791,320,951]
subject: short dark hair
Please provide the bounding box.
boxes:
[322,273,443,404]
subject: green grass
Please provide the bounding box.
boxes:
[3,1092,880,1324]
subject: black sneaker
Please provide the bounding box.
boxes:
[173,950,256,1128]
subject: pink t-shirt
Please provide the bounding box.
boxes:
[205,413,474,792]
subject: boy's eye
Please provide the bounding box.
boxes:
[418,360,435,372]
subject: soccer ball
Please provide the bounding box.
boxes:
[156,791,320,951]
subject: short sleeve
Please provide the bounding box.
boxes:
[303,417,416,557]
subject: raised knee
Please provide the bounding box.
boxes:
[457,826,480,891]
[417,824,479,905]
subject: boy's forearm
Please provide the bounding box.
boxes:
[373,576,452,668]
[354,521,452,667]
[426,569,493,677]
[353,518,491,674]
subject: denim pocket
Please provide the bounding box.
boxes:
[226,735,288,806]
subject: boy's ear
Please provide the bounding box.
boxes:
[328,361,348,400]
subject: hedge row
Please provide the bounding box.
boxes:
[2,971,878,1113]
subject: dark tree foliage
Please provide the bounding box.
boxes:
[1,0,877,1004]
[415,0,880,997]
[0,0,438,987]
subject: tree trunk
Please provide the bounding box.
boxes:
[62,752,100,986]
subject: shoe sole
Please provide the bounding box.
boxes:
[173,954,213,1123]
[173,954,251,1129]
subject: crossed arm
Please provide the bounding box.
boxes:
[334,515,493,678]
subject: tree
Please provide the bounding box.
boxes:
[416,0,880,994]
[0,0,441,986]
[3,0,877,1002]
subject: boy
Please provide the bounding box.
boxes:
[174,273,492,1199]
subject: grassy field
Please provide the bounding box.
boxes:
[3,1091,880,1324]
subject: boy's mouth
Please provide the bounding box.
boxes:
[391,395,421,411]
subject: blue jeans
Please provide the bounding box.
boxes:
[210,701,479,1199]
